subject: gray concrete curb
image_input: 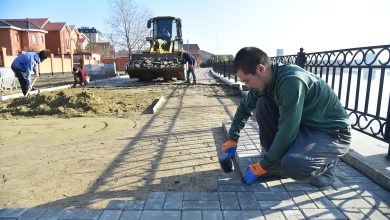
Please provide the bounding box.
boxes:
[152,96,165,114]
[342,150,390,190]
[0,84,71,102]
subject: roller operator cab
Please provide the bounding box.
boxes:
[126,16,187,81]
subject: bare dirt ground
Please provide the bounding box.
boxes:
[0,69,242,209]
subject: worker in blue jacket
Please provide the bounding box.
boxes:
[179,51,196,84]
[11,50,48,95]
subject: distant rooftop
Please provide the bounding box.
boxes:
[78,27,101,34]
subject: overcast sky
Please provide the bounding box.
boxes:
[1,0,389,56]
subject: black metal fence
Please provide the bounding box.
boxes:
[213,45,390,158]
[212,60,237,82]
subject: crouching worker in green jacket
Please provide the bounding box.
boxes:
[222,47,351,187]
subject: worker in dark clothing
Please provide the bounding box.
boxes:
[179,51,196,84]
[222,47,351,187]
[11,50,48,95]
[72,66,89,87]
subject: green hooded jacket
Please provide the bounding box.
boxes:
[228,63,350,169]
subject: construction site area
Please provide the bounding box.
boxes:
[0,69,243,209]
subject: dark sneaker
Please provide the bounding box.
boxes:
[311,159,339,187]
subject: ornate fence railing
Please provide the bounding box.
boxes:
[213,45,390,158]
[212,60,237,82]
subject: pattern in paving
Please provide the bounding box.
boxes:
[1,69,390,219]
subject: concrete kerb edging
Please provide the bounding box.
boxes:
[152,96,165,114]
[212,69,390,191]
[341,150,390,190]
[0,84,72,102]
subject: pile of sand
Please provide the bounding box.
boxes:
[0,88,164,118]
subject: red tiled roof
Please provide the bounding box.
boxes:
[27,18,49,28]
[44,22,66,31]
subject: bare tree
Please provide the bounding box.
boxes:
[106,0,152,59]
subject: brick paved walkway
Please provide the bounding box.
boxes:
[1,69,390,219]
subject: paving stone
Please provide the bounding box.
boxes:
[251,182,269,192]
[283,182,319,191]
[371,189,390,205]
[254,192,290,201]
[106,200,127,210]
[184,192,219,201]
[18,208,47,220]
[218,178,243,185]
[222,210,264,220]
[118,211,141,220]
[330,198,373,209]
[344,182,386,191]
[236,192,260,210]
[163,192,183,210]
[300,208,347,219]
[341,176,373,183]
[140,211,180,220]
[265,180,286,192]
[360,192,390,208]
[378,208,390,219]
[258,199,298,210]
[288,191,317,209]
[305,191,336,209]
[218,184,252,192]
[202,211,223,220]
[340,209,368,220]
[59,209,102,220]
[322,187,359,200]
[37,209,64,220]
[282,210,306,220]
[182,201,221,210]
[123,201,145,211]
[337,166,364,177]
[360,208,389,220]
[181,211,202,220]
[98,210,122,220]
[0,208,28,219]
[219,192,240,210]
[262,210,286,220]
[144,192,166,210]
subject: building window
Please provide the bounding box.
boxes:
[41,35,44,44]
[32,34,37,43]
[66,39,69,49]
[15,33,19,42]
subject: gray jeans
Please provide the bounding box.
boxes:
[256,95,351,180]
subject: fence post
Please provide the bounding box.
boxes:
[386,94,390,159]
[223,61,226,77]
[228,60,231,79]
[296,47,306,68]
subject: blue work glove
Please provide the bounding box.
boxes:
[222,140,238,159]
[242,162,268,184]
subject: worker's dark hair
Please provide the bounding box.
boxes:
[38,50,48,61]
[233,47,270,75]
[73,67,78,72]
